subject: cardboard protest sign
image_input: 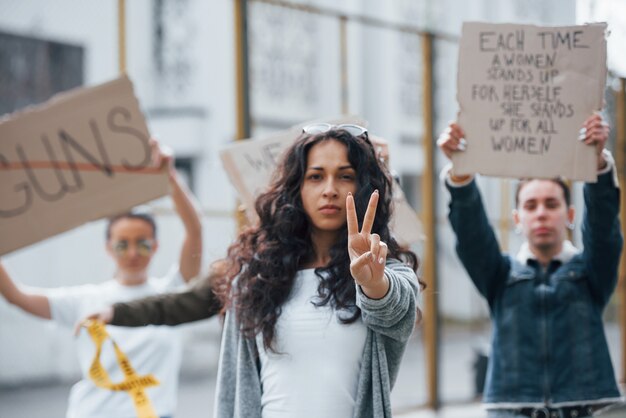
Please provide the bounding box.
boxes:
[220,117,423,246]
[455,22,607,181]
[0,76,169,256]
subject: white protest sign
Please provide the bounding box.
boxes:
[0,76,169,256]
[455,22,607,181]
[220,117,423,246]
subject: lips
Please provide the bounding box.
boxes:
[533,227,551,235]
[319,204,341,215]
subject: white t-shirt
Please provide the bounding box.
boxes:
[257,269,368,418]
[47,268,184,418]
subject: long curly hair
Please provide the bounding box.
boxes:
[215,129,419,352]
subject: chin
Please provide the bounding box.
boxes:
[532,241,558,252]
[320,223,345,232]
[124,265,148,274]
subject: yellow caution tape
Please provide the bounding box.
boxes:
[81,320,160,418]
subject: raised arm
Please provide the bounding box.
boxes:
[153,140,203,282]
[438,123,510,306]
[580,114,623,306]
[0,261,51,319]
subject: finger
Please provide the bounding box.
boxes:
[436,133,450,150]
[360,190,379,235]
[437,130,458,147]
[346,193,359,236]
[150,138,162,167]
[584,126,608,145]
[589,128,608,141]
[377,241,388,266]
[441,141,463,159]
[369,242,388,283]
[73,317,91,337]
[583,113,602,128]
[584,119,609,136]
[437,129,466,152]
[370,233,381,263]
[442,126,462,143]
[350,251,373,279]
[162,154,173,170]
[449,122,466,139]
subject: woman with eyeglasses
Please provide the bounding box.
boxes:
[212,124,422,418]
[0,140,202,418]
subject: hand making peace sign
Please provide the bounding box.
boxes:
[346,190,390,298]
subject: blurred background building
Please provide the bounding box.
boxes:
[1,0,624,416]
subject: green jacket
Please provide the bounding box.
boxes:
[110,276,222,326]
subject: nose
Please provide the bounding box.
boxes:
[127,244,140,258]
[535,204,548,218]
[322,178,338,198]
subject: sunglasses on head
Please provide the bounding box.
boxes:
[302,123,369,140]
[111,239,154,257]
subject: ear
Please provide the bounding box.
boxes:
[152,240,159,254]
[105,240,114,258]
[512,208,520,228]
[567,206,575,225]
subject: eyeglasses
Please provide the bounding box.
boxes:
[302,123,368,140]
[111,239,155,257]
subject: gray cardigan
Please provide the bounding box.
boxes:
[213,259,419,418]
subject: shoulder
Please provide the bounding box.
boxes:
[47,281,111,301]
[148,266,186,291]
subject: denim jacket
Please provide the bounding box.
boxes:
[446,171,623,406]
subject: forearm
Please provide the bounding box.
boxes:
[447,179,509,302]
[169,172,203,281]
[582,169,623,304]
[111,282,220,326]
[0,263,20,303]
[170,172,202,235]
[0,263,51,319]
[111,297,169,326]
[356,260,418,342]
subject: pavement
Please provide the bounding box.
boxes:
[0,322,621,418]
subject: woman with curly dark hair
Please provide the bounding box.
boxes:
[213,124,422,418]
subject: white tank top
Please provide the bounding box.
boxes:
[256,269,368,418]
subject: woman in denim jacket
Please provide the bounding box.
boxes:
[438,113,623,418]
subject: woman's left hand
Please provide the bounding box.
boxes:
[346,191,389,298]
[150,138,176,180]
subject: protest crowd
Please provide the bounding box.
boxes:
[1,2,625,418]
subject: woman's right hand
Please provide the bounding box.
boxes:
[74,306,114,335]
[436,122,473,183]
[436,122,466,160]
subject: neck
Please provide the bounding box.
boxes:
[115,270,148,286]
[529,241,564,268]
[303,230,337,268]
